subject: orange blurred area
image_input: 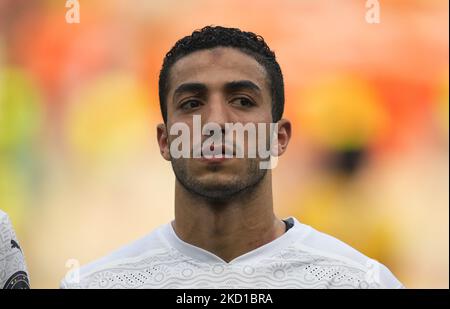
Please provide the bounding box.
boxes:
[0,0,448,288]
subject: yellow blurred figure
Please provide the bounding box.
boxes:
[288,172,398,269]
[65,74,157,167]
[295,75,388,150]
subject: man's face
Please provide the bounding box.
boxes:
[159,47,274,200]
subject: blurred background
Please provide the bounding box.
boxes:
[0,0,448,288]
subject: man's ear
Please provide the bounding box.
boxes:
[275,118,291,156]
[157,123,171,161]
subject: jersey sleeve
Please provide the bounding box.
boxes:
[0,211,30,289]
[376,260,405,289]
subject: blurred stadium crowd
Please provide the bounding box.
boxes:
[0,0,448,288]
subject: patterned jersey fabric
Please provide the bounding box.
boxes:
[61,217,403,289]
[0,210,30,289]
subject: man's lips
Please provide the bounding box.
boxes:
[198,156,229,163]
[197,144,235,162]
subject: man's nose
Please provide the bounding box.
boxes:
[202,94,231,128]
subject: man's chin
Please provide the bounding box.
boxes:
[194,176,238,189]
[187,184,243,201]
[172,158,267,200]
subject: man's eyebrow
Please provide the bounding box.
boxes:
[224,80,261,93]
[172,80,261,102]
[173,83,208,98]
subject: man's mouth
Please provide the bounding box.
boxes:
[199,144,235,162]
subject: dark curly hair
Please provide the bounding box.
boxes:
[158,26,285,123]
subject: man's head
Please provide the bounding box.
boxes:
[156,26,291,201]
[159,26,285,123]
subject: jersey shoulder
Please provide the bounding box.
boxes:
[60,224,171,288]
[291,220,404,289]
[0,210,30,289]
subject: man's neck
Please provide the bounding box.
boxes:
[172,173,286,262]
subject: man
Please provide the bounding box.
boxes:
[0,210,30,288]
[61,26,403,288]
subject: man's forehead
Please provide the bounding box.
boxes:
[168,47,268,91]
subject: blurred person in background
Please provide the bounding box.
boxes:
[60,26,404,289]
[0,210,30,289]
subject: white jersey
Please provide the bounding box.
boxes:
[61,217,403,289]
[0,210,30,289]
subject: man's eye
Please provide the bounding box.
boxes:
[180,100,201,110]
[232,97,255,107]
